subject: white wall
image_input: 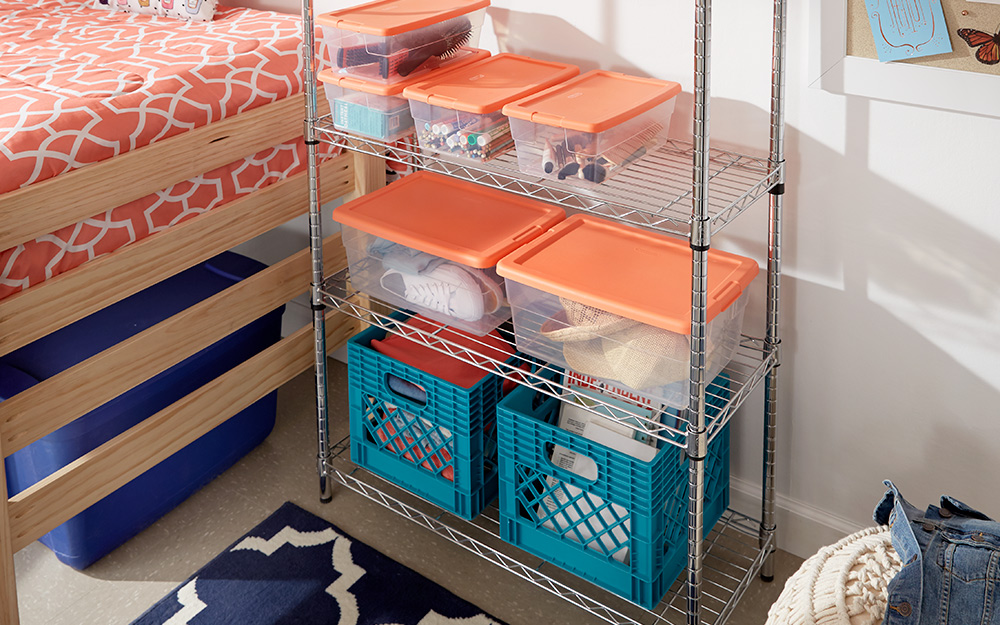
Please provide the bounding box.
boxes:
[227,0,1000,558]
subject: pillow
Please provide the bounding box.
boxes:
[91,0,219,22]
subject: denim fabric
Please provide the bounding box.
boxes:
[874,480,1000,625]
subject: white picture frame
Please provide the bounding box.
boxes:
[807,0,1000,118]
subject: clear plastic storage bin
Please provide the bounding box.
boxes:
[317,0,489,84]
[332,171,565,336]
[496,214,759,408]
[502,70,681,186]
[318,48,489,142]
[403,53,579,164]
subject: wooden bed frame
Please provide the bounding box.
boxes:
[0,95,371,625]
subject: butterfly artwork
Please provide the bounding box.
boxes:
[957,26,1000,66]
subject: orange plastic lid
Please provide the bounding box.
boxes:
[331,171,565,268]
[317,0,489,37]
[402,53,580,115]
[502,70,682,133]
[318,48,490,96]
[496,215,759,333]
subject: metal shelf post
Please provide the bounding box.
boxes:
[761,0,787,580]
[687,0,713,622]
[301,0,333,503]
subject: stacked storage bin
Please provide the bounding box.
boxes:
[496,214,759,410]
[491,213,758,606]
[319,48,490,142]
[317,0,491,84]
[496,369,732,608]
[334,171,566,519]
[503,70,682,185]
[347,316,516,519]
[403,54,579,163]
[333,171,564,336]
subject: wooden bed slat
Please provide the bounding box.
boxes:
[0,97,307,252]
[0,234,350,458]
[0,451,17,625]
[0,152,353,358]
[6,313,356,553]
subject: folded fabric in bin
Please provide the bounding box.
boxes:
[540,297,721,391]
[371,315,513,389]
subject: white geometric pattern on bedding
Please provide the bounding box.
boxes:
[0,0,318,194]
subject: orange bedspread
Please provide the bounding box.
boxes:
[0,0,334,300]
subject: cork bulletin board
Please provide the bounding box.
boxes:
[847,0,1000,75]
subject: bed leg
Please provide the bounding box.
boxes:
[1,445,20,625]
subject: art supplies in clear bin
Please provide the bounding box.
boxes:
[404,53,579,164]
[415,111,513,161]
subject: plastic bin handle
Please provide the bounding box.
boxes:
[526,110,567,127]
[710,280,743,312]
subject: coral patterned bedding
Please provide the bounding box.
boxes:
[0,0,333,300]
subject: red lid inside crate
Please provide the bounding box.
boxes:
[402,53,580,115]
[317,0,489,36]
[496,214,759,333]
[318,48,490,96]
[502,70,681,133]
[331,171,565,268]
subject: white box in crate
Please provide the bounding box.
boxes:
[502,70,681,186]
[317,0,489,85]
[496,214,758,408]
[332,171,565,336]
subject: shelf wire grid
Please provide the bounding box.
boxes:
[320,268,776,448]
[315,120,781,238]
[326,437,773,625]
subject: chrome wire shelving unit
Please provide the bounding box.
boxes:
[300,1,787,623]
[313,122,782,238]
[324,434,773,625]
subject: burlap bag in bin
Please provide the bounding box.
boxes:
[539,297,709,391]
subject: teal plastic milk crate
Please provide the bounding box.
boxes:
[497,370,731,609]
[347,321,514,520]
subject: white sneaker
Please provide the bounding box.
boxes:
[381,264,487,322]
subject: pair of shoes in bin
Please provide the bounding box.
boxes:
[380,263,503,323]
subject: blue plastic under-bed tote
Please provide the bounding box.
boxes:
[0,251,284,570]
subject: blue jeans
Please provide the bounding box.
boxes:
[875,480,1000,625]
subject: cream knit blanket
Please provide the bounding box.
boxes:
[765,527,902,625]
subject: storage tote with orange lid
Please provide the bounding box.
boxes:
[319,48,490,142]
[495,214,759,408]
[502,70,681,185]
[331,171,566,335]
[402,53,580,163]
[317,0,490,85]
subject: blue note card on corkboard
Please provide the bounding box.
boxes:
[865,0,952,62]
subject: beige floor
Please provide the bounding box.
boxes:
[12,359,803,625]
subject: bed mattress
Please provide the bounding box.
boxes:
[0,0,336,299]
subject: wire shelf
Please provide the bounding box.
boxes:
[326,439,773,625]
[319,268,776,448]
[315,120,781,237]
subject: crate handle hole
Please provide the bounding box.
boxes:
[544,442,599,484]
[385,373,427,408]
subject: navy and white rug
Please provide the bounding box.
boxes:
[131,502,507,625]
